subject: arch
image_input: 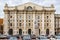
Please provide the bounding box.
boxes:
[28,29,31,35]
[19,29,22,35]
[46,29,49,36]
[8,29,13,35]
[27,6,32,10]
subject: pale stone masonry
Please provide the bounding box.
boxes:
[3,2,55,36]
[55,14,60,35]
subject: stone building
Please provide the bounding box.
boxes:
[3,2,55,36]
[55,14,60,35]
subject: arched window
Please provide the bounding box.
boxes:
[19,29,22,35]
[27,6,32,11]
[28,29,31,35]
[8,29,13,35]
[46,29,49,36]
[39,29,40,35]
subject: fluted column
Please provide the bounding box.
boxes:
[4,12,9,35]
[33,12,35,35]
[41,13,45,35]
[50,13,55,35]
[13,11,17,35]
[24,12,26,35]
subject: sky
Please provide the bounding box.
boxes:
[0,0,60,18]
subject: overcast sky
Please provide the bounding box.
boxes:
[0,0,60,18]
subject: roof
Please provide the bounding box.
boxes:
[54,14,60,17]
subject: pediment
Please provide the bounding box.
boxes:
[7,2,55,11]
[16,2,43,10]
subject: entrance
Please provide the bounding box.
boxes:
[28,29,31,35]
[19,29,22,35]
[46,29,49,36]
[8,29,13,35]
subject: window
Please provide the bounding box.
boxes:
[20,16,21,19]
[20,20,21,22]
[38,23,40,26]
[38,16,40,19]
[27,6,32,11]
[29,20,30,22]
[47,16,48,19]
[29,23,30,26]
[8,20,10,22]
[39,29,40,35]
[29,16,30,19]
[10,16,12,18]
[20,23,21,26]
[47,23,48,26]
[10,23,12,26]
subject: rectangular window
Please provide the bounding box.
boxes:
[47,16,48,19]
[38,23,40,26]
[29,16,30,19]
[38,20,40,22]
[10,23,12,26]
[47,23,48,26]
[29,20,30,22]
[20,20,21,22]
[20,16,21,19]
[10,16,12,18]
[38,16,40,19]
[20,23,21,26]
[29,23,30,26]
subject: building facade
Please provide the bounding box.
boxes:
[3,2,55,36]
[55,14,60,35]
